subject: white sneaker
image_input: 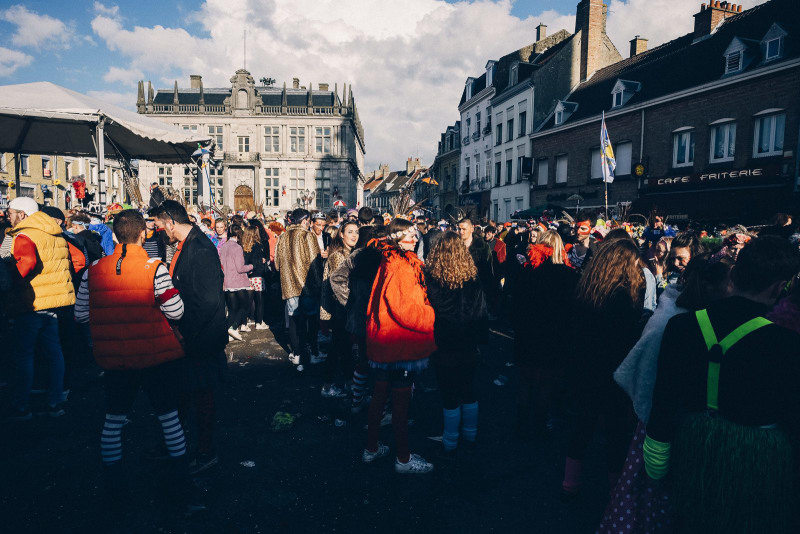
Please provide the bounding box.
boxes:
[227,328,243,341]
[362,443,390,463]
[321,385,348,398]
[288,353,300,365]
[296,364,304,372]
[239,324,251,332]
[394,453,433,474]
[255,322,269,330]
[310,353,325,365]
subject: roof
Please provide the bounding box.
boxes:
[460,30,574,106]
[539,0,799,130]
[152,87,341,108]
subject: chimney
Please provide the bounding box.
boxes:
[629,35,648,57]
[173,81,179,105]
[319,83,329,91]
[575,0,608,82]
[189,75,202,89]
[136,80,145,110]
[536,23,547,42]
[406,157,421,174]
[693,1,739,39]
[292,77,300,89]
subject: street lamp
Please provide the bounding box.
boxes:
[299,188,316,209]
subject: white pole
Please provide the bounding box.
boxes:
[97,118,106,204]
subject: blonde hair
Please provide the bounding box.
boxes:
[536,230,566,264]
[426,232,478,289]
[241,226,259,253]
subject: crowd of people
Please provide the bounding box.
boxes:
[2,193,800,531]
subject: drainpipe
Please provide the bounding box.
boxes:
[638,109,645,193]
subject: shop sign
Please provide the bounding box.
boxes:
[648,163,783,189]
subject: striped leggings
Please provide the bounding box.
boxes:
[101,362,186,465]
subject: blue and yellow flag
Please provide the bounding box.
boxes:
[601,111,616,184]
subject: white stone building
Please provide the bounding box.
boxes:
[136,69,366,213]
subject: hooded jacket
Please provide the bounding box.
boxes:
[10,211,76,312]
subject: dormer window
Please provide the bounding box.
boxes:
[486,60,496,87]
[465,77,475,100]
[610,79,641,108]
[761,23,787,62]
[554,101,578,126]
[725,50,742,73]
[510,63,519,86]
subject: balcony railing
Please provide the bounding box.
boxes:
[260,105,282,114]
[224,152,260,163]
[462,136,470,146]
[287,106,307,115]
[472,131,480,141]
[482,125,492,136]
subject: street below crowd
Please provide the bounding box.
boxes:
[2,323,612,533]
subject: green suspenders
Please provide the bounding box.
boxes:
[695,309,772,411]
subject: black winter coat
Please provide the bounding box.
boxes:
[425,275,488,366]
[244,242,267,278]
[513,261,579,369]
[171,226,228,359]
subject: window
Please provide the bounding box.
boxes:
[612,91,624,108]
[264,126,280,153]
[210,166,223,206]
[290,127,306,153]
[555,109,564,125]
[157,166,172,187]
[516,155,523,182]
[465,157,470,183]
[182,124,198,133]
[753,113,785,157]
[765,37,782,60]
[42,157,51,177]
[615,142,633,176]
[518,111,526,137]
[505,159,512,185]
[466,118,471,137]
[315,127,332,154]
[237,89,248,108]
[536,159,548,186]
[710,122,736,162]
[495,124,502,146]
[20,154,29,175]
[183,167,198,205]
[485,153,491,184]
[289,168,306,206]
[475,153,480,183]
[725,51,742,74]
[208,125,223,150]
[238,136,250,153]
[672,130,695,167]
[495,161,501,186]
[555,155,568,184]
[507,119,514,142]
[0,154,6,173]
[493,202,499,222]
[515,197,523,211]
[264,168,280,206]
[476,112,481,135]
[591,148,603,180]
[315,168,331,209]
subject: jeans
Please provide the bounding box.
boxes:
[12,310,65,410]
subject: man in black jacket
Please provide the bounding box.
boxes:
[457,217,494,301]
[152,200,227,474]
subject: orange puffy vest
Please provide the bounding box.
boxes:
[89,243,184,370]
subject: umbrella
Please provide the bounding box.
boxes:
[333,199,346,208]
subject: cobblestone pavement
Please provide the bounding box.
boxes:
[1,324,612,533]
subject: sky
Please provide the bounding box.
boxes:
[0,0,765,170]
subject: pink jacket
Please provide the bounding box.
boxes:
[219,239,252,290]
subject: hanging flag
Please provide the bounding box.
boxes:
[601,111,616,184]
[192,143,214,208]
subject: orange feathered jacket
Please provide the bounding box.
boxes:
[365,241,436,368]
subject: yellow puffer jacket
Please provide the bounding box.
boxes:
[10,211,76,311]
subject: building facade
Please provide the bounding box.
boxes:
[365,158,426,215]
[136,69,366,214]
[430,122,461,218]
[457,0,622,221]
[0,153,127,210]
[530,0,799,224]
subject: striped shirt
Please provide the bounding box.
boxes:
[74,262,184,324]
[143,233,163,260]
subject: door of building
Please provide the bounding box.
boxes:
[234,184,255,212]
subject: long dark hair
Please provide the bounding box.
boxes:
[676,254,733,310]
[329,221,359,257]
[576,239,644,307]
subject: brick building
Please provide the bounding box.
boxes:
[430,121,460,217]
[530,0,799,224]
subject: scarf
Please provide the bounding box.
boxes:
[524,244,573,269]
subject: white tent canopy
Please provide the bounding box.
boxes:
[0,82,209,163]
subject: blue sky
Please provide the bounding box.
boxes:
[0,0,764,168]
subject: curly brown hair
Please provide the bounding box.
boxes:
[241,226,258,253]
[426,231,478,289]
[576,238,644,307]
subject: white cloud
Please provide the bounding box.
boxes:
[103,66,145,85]
[89,0,768,169]
[1,5,76,50]
[0,46,33,76]
[93,2,120,18]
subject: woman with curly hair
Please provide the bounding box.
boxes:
[425,232,488,459]
[561,238,645,499]
[363,218,436,474]
[512,230,579,439]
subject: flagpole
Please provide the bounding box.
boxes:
[604,177,608,220]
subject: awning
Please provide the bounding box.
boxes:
[0,82,209,163]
